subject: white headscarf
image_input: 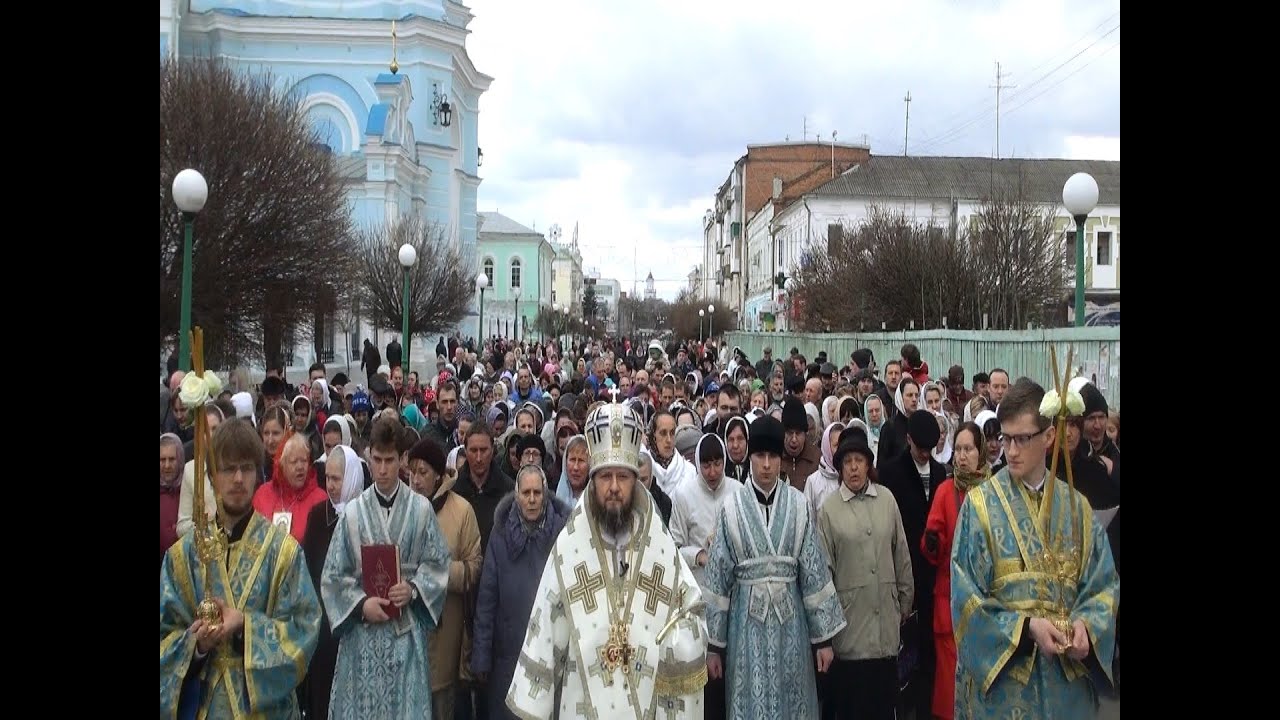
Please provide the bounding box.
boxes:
[932,411,954,465]
[331,445,364,514]
[319,415,354,463]
[312,379,332,411]
[231,391,255,424]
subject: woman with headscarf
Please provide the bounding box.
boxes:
[722,415,752,484]
[299,445,364,720]
[554,435,590,506]
[804,422,846,520]
[862,395,887,462]
[648,409,697,495]
[931,412,954,471]
[252,433,328,544]
[972,409,1005,474]
[921,422,991,720]
[470,464,572,720]
[310,378,333,430]
[160,433,185,565]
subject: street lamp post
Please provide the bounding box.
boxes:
[476,271,489,343]
[699,309,705,340]
[1062,172,1099,327]
[398,243,417,376]
[172,169,208,371]
[707,304,716,340]
[561,304,569,349]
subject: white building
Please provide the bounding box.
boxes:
[550,222,584,316]
[770,156,1121,327]
[584,269,623,334]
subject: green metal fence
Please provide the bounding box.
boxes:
[723,328,1120,411]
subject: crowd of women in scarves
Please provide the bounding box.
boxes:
[160,334,1120,719]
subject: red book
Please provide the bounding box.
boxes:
[361,544,402,621]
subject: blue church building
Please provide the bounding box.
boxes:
[161,0,492,379]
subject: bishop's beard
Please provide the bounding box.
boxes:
[589,485,636,536]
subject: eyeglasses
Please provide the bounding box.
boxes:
[998,431,1043,449]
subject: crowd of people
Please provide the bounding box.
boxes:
[160,334,1120,719]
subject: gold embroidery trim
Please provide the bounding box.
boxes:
[982,611,1026,694]
[655,665,708,697]
[989,479,1036,573]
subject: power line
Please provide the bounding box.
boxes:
[913,21,1120,154]
[1000,41,1120,118]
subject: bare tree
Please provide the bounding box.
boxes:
[789,199,1066,332]
[965,197,1067,329]
[356,216,475,338]
[669,290,735,340]
[160,58,353,368]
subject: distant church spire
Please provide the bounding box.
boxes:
[390,20,399,74]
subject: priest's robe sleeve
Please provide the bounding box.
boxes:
[321,512,367,637]
[239,535,323,711]
[702,496,739,652]
[159,541,200,717]
[506,552,571,720]
[1072,501,1120,688]
[408,507,452,631]
[796,504,847,643]
[951,489,1025,693]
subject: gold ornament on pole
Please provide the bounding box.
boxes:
[1039,345,1087,652]
[185,327,230,631]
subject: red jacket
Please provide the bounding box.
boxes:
[921,477,964,636]
[252,441,326,544]
[904,360,931,386]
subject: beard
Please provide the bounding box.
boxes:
[589,485,635,536]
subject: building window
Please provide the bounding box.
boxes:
[483,257,495,286]
[511,257,522,289]
[1096,231,1113,265]
[827,224,842,255]
[1064,230,1077,281]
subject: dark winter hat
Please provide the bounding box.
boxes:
[820,362,837,377]
[331,372,350,386]
[748,415,786,458]
[908,409,941,449]
[407,436,448,477]
[261,376,287,397]
[833,433,875,469]
[1080,382,1108,417]
[786,376,805,394]
[851,348,873,369]
[781,398,809,432]
[674,424,702,457]
[516,433,547,460]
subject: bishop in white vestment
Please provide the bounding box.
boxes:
[508,402,709,720]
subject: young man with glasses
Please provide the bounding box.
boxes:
[950,378,1119,719]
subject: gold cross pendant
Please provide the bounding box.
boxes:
[600,621,635,675]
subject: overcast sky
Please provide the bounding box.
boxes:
[466,0,1120,301]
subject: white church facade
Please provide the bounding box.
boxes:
[161,0,492,379]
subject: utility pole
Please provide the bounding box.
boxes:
[802,116,808,142]
[831,130,837,178]
[903,92,911,156]
[990,62,1015,159]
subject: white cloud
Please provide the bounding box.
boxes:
[466,0,1120,300]
[1062,135,1120,161]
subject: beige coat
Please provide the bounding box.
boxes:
[816,481,914,661]
[427,471,484,691]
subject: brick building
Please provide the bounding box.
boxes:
[703,141,871,324]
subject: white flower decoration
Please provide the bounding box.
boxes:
[178,370,222,408]
[1065,390,1085,416]
[203,370,223,398]
[179,372,210,407]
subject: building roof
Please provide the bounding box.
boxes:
[478,211,541,236]
[810,156,1120,205]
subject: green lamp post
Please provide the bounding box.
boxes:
[1062,172,1098,327]
[171,169,209,372]
[398,243,417,375]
